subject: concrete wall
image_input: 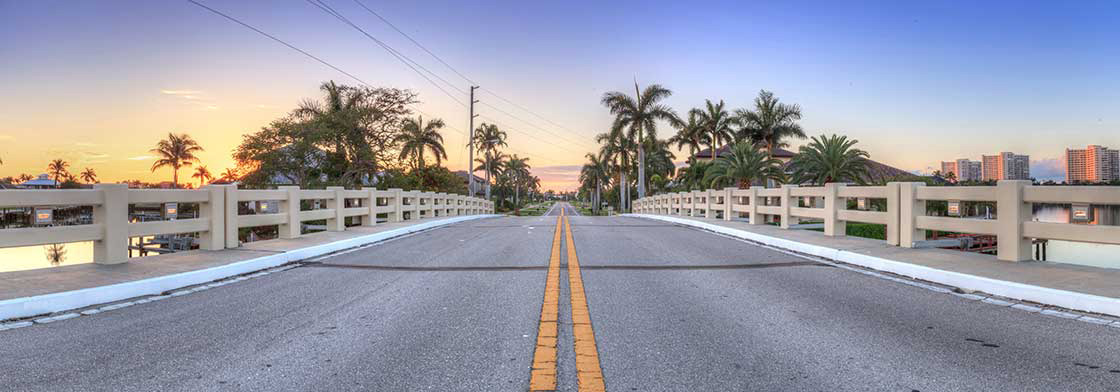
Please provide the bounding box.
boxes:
[0,185,494,264]
[633,181,1120,262]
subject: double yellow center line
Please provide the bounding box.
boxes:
[529,209,605,391]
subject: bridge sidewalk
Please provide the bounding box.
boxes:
[630,214,1120,318]
[0,216,492,321]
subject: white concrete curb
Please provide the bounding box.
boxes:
[0,215,499,321]
[627,214,1120,317]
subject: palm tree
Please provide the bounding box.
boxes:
[734,90,805,159]
[676,159,713,191]
[504,155,531,211]
[79,168,98,183]
[703,141,785,189]
[150,133,204,188]
[220,168,239,182]
[601,82,679,199]
[945,171,957,184]
[47,159,70,183]
[788,134,870,185]
[472,123,507,199]
[580,152,610,215]
[293,80,377,184]
[596,120,636,212]
[395,115,447,170]
[192,166,213,187]
[668,109,710,158]
[697,99,734,157]
[17,173,33,183]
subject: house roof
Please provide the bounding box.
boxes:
[21,174,58,186]
[453,170,487,184]
[695,144,796,159]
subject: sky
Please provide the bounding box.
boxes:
[1,0,1118,190]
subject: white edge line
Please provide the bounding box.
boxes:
[0,215,500,321]
[626,214,1120,318]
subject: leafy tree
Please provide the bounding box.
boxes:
[395,115,447,171]
[734,90,806,158]
[193,166,213,187]
[601,82,679,199]
[377,166,468,194]
[150,133,204,188]
[703,142,785,189]
[79,167,98,184]
[235,119,326,188]
[47,159,70,183]
[788,134,870,185]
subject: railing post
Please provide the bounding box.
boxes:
[779,185,798,229]
[823,183,845,237]
[224,183,240,248]
[361,187,376,226]
[705,190,714,219]
[898,182,925,247]
[199,185,225,250]
[325,186,345,231]
[92,184,128,264]
[389,188,403,222]
[997,180,1032,261]
[278,186,301,239]
[885,182,900,246]
[723,187,735,220]
[747,188,760,225]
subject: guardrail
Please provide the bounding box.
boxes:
[634,180,1120,261]
[0,184,493,264]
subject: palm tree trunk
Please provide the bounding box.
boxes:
[637,126,646,200]
[485,159,492,200]
[620,171,628,213]
[172,165,179,188]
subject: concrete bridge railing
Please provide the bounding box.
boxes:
[0,184,493,265]
[633,181,1120,262]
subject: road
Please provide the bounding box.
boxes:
[3,203,1119,391]
[545,202,580,216]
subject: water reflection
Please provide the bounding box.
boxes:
[1031,204,1120,269]
[44,244,67,266]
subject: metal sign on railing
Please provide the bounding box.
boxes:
[947,200,961,217]
[163,202,178,220]
[1071,204,1091,223]
[34,207,53,225]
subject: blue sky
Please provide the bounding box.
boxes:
[2,0,1118,187]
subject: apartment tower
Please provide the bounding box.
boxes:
[1065,145,1119,183]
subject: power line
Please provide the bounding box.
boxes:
[185,0,568,168]
[304,0,468,107]
[347,1,598,149]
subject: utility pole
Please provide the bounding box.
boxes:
[468,85,479,197]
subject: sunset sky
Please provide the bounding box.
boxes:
[2,0,1118,190]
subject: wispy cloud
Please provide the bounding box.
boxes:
[160,89,219,110]
[128,155,155,161]
[0,134,12,141]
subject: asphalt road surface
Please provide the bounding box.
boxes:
[545,202,580,216]
[3,203,1119,391]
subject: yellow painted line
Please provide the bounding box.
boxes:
[529,210,564,391]
[564,213,606,391]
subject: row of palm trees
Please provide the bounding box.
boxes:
[582,85,870,213]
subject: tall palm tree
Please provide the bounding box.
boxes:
[668,109,710,158]
[703,141,785,189]
[580,152,610,215]
[642,137,677,193]
[192,166,213,187]
[676,159,714,191]
[395,115,447,170]
[596,120,636,212]
[504,155,531,211]
[220,168,239,182]
[150,133,204,188]
[79,168,97,184]
[697,99,734,157]
[788,134,870,185]
[47,159,70,183]
[601,82,679,199]
[293,80,375,183]
[472,122,507,199]
[734,90,805,159]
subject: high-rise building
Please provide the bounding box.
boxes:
[1065,145,1119,183]
[982,152,1030,181]
[940,159,981,182]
